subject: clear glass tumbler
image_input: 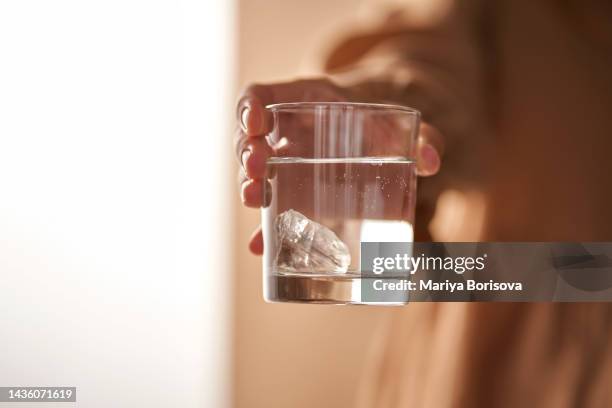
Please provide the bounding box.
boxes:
[261,102,420,304]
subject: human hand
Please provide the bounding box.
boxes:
[235,78,443,254]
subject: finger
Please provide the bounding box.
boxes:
[249,227,264,255]
[419,122,445,156]
[416,123,444,177]
[241,137,274,180]
[236,79,344,137]
[416,142,441,176]
[240,179,264,207]
[237,89,271,137]
[240,179,272,208]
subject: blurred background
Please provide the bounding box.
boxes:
[0,0,392,407]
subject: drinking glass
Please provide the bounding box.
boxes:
[261,102,420,304]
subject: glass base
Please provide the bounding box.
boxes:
[264,272,409,306]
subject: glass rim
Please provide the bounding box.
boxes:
[266,101,420,116]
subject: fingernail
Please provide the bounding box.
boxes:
[241,148,252,169]
[240,106,250,132]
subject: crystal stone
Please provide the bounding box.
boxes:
[274,209,351,273]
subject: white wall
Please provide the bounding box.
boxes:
[0,1,232,406]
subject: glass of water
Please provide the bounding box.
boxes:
[261,102,420,304]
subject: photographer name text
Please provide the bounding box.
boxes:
[373,279,523,292]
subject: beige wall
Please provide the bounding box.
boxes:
[233,1,389,407]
